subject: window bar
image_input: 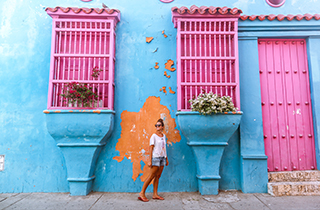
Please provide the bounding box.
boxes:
[97,55,103,107]
[214,22,216,57]
[184,60,187,83]
[68,24,72,80]
[229,59,232,83]
[55,24,59,55]
[79,24,82,54]
[209,21,212,57]
[229,21,231,57]
[184,21,187,57]
[57,27,62,80]
[205,60,208,93]
[195,59,198,97]
[225,60,228,95]
[63,27,67,81]
[53,33,58,81]
[220,59,222,96]
[54,70,59,107]
[88,22,92,81]
[93,22,97,80]
[99,29,102,80]
[199,23,202,58]
[83,23,87,81]
[229,31,232,85]
[194,22,197,57]
[184,86,187,110]
[219,21,221,57]
[190,60,193,104]
[102,29,107,106]
[215,60,217,93]
[92,25,99,107]
[52,84,56,107]
[61,82,66,108]
[210,59,212,84]
[78,30,82,80]
[224,22,227,58]
[73,23,78,80]
[189,28,192,57]
[231,86,234,99]
[104,27,107,77]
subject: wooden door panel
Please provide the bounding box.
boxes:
[258,39,317,171]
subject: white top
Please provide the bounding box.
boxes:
[150,133,167,158]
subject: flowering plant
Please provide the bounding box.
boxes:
[91,66,103,79]
[61,82,98,107]
[189,92,237,115]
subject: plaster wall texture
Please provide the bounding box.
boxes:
[1,0,320,194]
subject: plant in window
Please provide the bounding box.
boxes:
[91,66,103,79]
[189,92,237,115]
[61,82,98,107]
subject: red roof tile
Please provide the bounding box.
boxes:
[45,7,120,15]
[172,5,242,16]
[240,14,320,21]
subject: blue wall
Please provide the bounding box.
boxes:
[1,0,320,193]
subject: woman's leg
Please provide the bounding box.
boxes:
[139,166,159,199]
[153,166,164,198]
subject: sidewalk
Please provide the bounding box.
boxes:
[1,191,320,210]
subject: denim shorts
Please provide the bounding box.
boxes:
[152,157,166,167]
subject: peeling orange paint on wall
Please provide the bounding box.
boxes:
[154,62,159,69]
[169,87,176,94]
[159,86,167,94]
[113,96,181,182]
[146,37,154,43]
[162,30,168,38]
[93,110,101,114]
[164,71,171,78]
[165,59,176,72]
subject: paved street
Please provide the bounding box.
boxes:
[1,191,320,210]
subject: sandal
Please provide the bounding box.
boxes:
[153,196,164,200]
[138,196,149,202]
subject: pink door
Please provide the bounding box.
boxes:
[258,39,317,172]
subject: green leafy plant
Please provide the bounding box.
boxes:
[189,92,237,115]
[91,66,103,79]
[61,82,98,107]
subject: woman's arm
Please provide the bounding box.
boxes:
[148,145,154,167]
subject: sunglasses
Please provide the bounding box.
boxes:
[155,124,162,127]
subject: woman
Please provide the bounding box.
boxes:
[138,119,169,202]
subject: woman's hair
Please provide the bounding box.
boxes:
[156,118,164,127]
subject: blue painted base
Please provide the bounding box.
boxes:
[198,179,219,195]
[191,145,226,194]
[240,156,268,193]
[69,180,93,196]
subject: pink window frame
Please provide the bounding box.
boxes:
[173,17,240,111]
[46,8,120,110]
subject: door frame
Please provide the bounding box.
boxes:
[237,19,320,193]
